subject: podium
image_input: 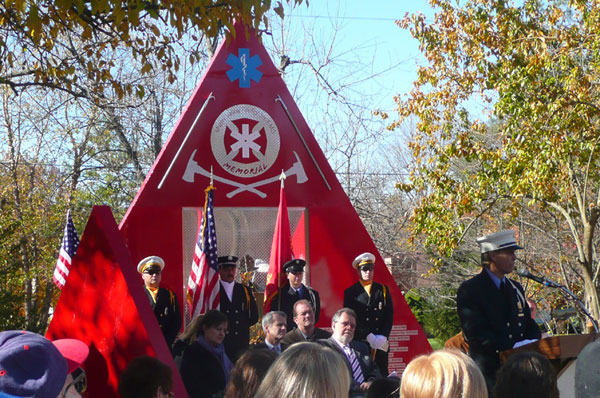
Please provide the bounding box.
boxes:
[500,334,599,398]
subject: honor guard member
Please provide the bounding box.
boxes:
[218,255,259,361]
[457,230,540,392]
[270,259,321,330]
[138,256,181,348]
[343,252,393,376]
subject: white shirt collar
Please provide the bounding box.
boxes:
[264,339,281,352]
[220,280,235,301]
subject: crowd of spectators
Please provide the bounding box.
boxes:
[4,315,600,397]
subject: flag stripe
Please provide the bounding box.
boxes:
[53,210,80,290]
[187,186,220,317]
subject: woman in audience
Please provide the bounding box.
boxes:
[118,356,173,398]
[400,349,488,398]
[493,351,558,398]
[224,348,278,398]
[253,342,350,398]
[173,310,233,398]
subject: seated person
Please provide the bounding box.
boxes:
[282,299,330,345]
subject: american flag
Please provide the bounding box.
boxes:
[187,186,220,318]
[53,210,80,289]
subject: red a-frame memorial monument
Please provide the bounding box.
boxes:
[48,24,431,398]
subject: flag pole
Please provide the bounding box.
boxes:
[265,171,292,314]
[276,170,286,311]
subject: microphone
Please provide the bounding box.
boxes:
[515,269,560,288]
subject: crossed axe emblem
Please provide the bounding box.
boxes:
[182,150,308,198]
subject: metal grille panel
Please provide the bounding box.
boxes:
[182,206,306,295]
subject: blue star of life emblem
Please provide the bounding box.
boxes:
[226,48,263,88]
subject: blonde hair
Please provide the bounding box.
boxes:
[254,342,350,398]
[400,349,488,398]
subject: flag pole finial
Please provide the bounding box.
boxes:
[279,170,286,188]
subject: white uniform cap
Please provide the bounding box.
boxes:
[137,256,165,274]
[352,252,376,269]
[476,230,523,254]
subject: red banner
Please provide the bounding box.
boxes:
[264,183,293,312]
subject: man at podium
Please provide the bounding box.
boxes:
[457,230,541,392]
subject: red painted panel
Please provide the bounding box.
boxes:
[47,206,187,398]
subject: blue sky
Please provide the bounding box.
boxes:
[289,1,437,112]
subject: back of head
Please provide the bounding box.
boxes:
[224,348,278,398]
[494,351,558,398]
[576,339,600,398]
[118,356,173,398]
[253,342,350,398]
[400,349,487,398]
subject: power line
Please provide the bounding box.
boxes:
[0,161,409,177]
[293,14,401,22]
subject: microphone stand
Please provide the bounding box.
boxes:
[553,283,599,334]
[533,277,600,334]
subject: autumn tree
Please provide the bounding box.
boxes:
[396,0,600,323]
[0,0,302,98]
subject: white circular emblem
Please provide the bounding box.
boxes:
[211,104,280,178]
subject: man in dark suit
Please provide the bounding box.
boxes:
[457,230,541,392]
[282,299,331,345]
[138,255,181,348]
[343,252,393,375]
[217,255,259,361]
[269,259,321,330]
[253,311,288,354]
[319,308,381,396]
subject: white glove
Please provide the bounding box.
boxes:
[366,333,377,349]
[374,335,388,351]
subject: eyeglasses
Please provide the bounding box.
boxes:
[359,265,374,272]
[144,269,161,275]
[63,368,87,397]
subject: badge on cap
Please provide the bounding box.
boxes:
[283,258,306,273]
[218,256,239,268]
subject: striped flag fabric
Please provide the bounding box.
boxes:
[187,185,220,318]
[53,210,80,289]
[264,177,294,312]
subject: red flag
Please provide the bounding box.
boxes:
[264,179,294,312]
[53,210,80,289]
[187,186,220,318]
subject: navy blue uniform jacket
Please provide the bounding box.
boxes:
[457,270,540,381]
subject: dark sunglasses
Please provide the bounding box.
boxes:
[63,367,87,397]
[144,269,161,275]
[359,265,374,272]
